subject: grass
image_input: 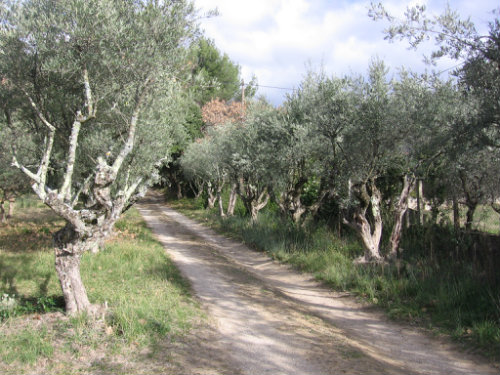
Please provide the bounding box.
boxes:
[0,327,54,365]
[172,194,500,360]
[0,197,204,374]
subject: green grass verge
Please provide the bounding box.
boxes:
[171,195,500,360]
[0,200,203,373]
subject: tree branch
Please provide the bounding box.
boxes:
[110,76,153,178]
[20,91,56,195]
[83,66,96,118]
[11,153,40,184]
[124,177,144,203]
[60,118,82,202]
[23,90,55,132]
[60,67,97,202]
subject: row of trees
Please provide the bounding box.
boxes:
[181,3,500,263]
[181,62,484,262]
[0,0,254,315]
[1,0,497,315]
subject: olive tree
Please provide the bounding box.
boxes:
[181,127,231,216]
[281,71,346,224]
[0,0,198,315]
[386,72,461,257]
[229,104,288,221]
[370,2,500,219]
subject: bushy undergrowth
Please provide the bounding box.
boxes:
[173,195,500,359]
[0,202,202,371]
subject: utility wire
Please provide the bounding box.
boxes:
[172,74,294,91]
[435,61,466,75]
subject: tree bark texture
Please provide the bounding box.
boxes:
[248,193,269,222]
[345,180,383,262]
[237,178,270,222]
[388,175,416,258]
[217,189,225,217]
[8,197,14,218]
[53,225,93,315]
[207,184,216,209]
[227,183,238,216]
[0,201,5,223]
[279,177,308,224]
[241,188,269,222]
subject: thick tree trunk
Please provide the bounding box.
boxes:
[241,191,269,222]
[206,183,216,209]
[176,182,183,200]
[250,190,269,222]
[7,198,14,218]
[227,183,237,216]
[217,190,225,217]
[416,179,423,225]
[388,175,416,259]
[464,203,477,232]
[53,225,93,315]
[0,201,5,223]
[345,180,383,262]
[279,177,308,223]
[353,211,383,261]
[280,191,306,224]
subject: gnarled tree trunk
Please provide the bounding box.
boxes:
[206,182,217,209]
[238,179,269,222]
[344,179,383,262]
[388,174,416,259]
[54,224,93,314]
[279,177,308,224]
[227,183,238,216]
[0,201,5,224]
[248,191,270,222]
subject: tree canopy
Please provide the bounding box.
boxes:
[0,0,198,314]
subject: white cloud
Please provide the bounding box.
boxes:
[194,0,500,105]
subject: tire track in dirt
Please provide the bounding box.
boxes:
[137,194,498,375]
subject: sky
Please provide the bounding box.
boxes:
[194,0,499,105]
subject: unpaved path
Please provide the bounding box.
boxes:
[137,193,498,375]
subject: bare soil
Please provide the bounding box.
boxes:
[137,192,500,375]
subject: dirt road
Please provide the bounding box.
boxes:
[137,194,498,375]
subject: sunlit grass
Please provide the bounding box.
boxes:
[0,200,203,373]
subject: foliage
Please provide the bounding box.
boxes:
[1,0,197,200]
[189,38,242,104]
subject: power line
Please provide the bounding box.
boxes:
[435,61,466,75]
[171,74,294,92]
[256,84,294,91]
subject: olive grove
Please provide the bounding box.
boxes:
[179,3,500,264]
[181,61,474,262]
